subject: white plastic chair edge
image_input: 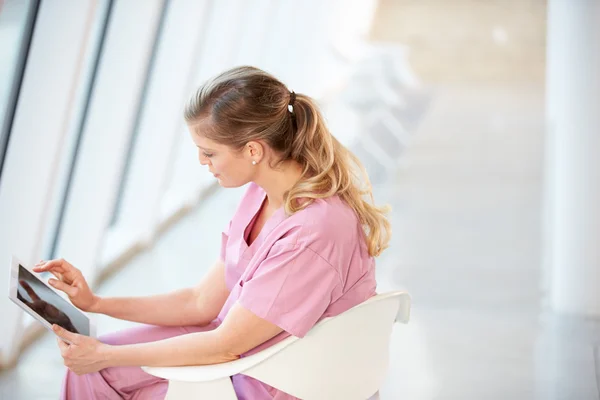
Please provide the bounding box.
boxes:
[143,291,411,383]
[142,334,301,383]
[394,291,411,323]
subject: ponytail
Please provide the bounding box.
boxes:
[286,94,391,257]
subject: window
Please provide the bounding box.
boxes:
[0,0,38,179]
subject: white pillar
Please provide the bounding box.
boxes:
[545,0,600,316]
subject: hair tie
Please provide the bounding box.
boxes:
[288,91,296,113]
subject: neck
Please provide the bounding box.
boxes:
[253,160,304,209]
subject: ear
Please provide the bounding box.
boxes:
[245,141,265,162]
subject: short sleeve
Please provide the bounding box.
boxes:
[238,245,342,337]
[219,220,232,263]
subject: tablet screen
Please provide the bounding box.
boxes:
[16,264,89,335]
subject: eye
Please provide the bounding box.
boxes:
[202,152,214,158]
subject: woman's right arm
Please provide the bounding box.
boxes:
[95,259,229,326]
[34,258,230,327]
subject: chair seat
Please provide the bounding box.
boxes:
[143,291,411,400]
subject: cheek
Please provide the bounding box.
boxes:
[214,155,234,172]
[210,158,224,171]
[216,159,252,188]
[218,158,247,180]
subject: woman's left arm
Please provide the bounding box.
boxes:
[54,303,283,375]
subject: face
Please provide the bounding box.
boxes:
[188,125,261,188]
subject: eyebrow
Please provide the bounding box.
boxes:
[196,145,215,152]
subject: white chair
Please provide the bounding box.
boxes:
[142,291,411,400]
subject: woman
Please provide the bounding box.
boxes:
[34,66,391,400]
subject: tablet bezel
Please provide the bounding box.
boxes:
[8,255,96,342]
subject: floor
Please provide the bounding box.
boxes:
[1,83,599,399]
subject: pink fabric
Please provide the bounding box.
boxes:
[61,183,376,399]
[60,323,219,400]
[219,183,377,399]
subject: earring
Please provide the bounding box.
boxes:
[252,160,257,165]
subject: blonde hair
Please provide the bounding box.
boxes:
[185,66,391,257]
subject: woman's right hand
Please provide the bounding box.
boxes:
[33,258,100,313]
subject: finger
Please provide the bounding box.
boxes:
[43,269,67,284]
[48,279,78,297]
[48,270,62,280]
[56,337,70,353]
[33,259,68,274]
[52,324,79,345]
[33,264,66,274]
[33,262,63,273]
[19,280,41,301]
[33,259,50,271]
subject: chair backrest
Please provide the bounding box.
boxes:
[243,291,411,400]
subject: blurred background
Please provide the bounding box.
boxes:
[1,0,599,399]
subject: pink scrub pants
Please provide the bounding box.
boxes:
[60,323,217,400]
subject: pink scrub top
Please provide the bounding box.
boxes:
[216,183,377,400]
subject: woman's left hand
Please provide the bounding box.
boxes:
[53,325,111,375]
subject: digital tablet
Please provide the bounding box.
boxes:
[8,256,96,343]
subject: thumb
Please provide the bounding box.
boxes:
[52,324,79,344]
[49,278,78,298]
